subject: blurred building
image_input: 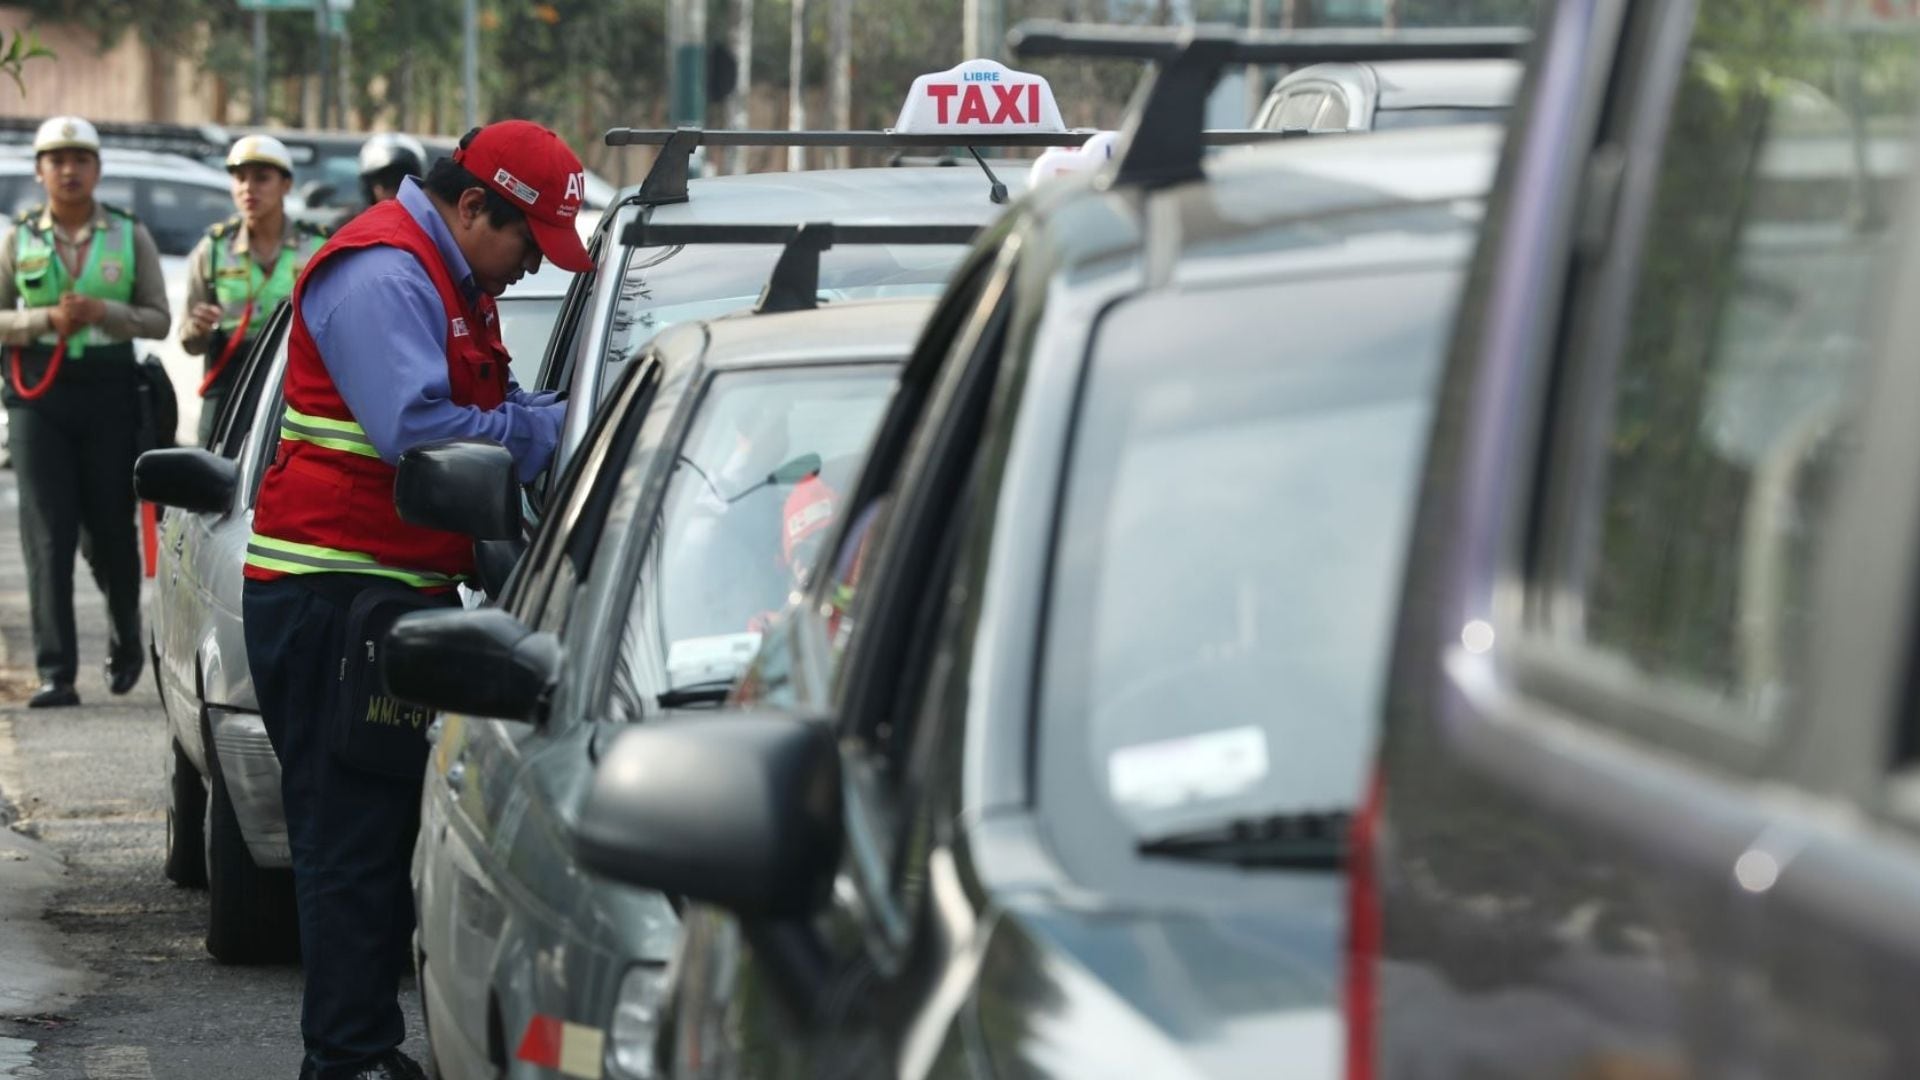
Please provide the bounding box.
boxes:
[0,7,227,123]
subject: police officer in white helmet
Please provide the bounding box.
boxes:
[0,116,169,707]
[356,133,427,209]
[180,135,328,445]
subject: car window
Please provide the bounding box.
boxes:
[212,304,289,459]
[601,365,896,721]
[1314,92,1352,132]
[1545,3,1918,738]
[505,358,661,632]
[594,242,969,399]
[1370,106,1509,131]
[1277,90,1328,131]
[1037,269,1457,861]
[496,294,565,389]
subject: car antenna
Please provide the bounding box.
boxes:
[965,147,1010,205]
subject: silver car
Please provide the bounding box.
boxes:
[398,291,932,1080]
[1254,59,1519,133]
[139,266,574,963]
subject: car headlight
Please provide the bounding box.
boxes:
[605,962,670,1080]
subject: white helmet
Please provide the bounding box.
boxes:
[33,116,100,156]
[357,132,428,179]
[226,134,295,176]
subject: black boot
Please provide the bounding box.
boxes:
[28,682,77,708]
[105,652,143,696]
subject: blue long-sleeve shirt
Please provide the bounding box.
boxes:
[299,177,566,483]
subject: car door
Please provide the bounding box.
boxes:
[1378,1,1920,1077]
[659,239,1019,1080]
[419,354,665,1071]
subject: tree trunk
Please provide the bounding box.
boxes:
[787,0,807,171]
[828,0,850,167]
[730,0,754,172]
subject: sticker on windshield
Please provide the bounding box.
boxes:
[1108,726,1269,811]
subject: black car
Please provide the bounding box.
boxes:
[572,22,1521,1080]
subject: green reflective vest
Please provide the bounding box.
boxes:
[207,217,325,336]
[12,204,136,358]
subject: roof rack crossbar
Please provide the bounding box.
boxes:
[1005,20,1531,190]
[622,221,982,315]
[1005,21,1532,64]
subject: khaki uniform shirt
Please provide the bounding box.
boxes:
[178,218,317,356]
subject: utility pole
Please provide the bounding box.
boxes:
[337,23,353,129]
[729,0,754,173]
[670,0,709,138]
[828,0,850,166]
[1382,0,1397,30]
[1245,0,1263,123]
[463,0,479,132]
[787,0,807,171]
[252,10,268,125]
[315,0,331,127]
[963,0,1003,61]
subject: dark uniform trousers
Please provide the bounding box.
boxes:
[4,346,142,686]
[243,574,424,1079]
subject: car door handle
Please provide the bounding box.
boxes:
[446,760,467,793]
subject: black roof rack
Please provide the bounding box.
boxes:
[0,117,231,163]
[606,124,1296,206]
[621,221,981,315]
[1008,20,1532,189]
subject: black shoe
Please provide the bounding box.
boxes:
[338,1052,427,1080]
[106,653,143,696]
[27,683,78,708]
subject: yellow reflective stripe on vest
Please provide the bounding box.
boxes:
[245,535,460,588]
[279,406,379,459]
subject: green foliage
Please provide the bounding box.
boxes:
[0,29,54,95]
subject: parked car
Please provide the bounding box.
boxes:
[134,264,575,963]
[1254,59,1519,133]
[1362,2,1920,1078]
[568,29,1509,1079]
[391,269,940,1080]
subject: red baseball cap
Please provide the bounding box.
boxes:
[453,120,594,274]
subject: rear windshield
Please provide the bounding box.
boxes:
[1037,266,1461,866]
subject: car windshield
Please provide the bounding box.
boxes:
[595,241,966,395]
[1372,106,1508,131]
[1038,264,1461,855]
[0,173,233,257]
[496,294,564,388]
[608,366,896,713]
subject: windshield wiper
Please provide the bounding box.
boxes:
[656,679,735,708]
[1136,810,1349,870]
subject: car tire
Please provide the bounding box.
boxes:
[163,737,207,888]
[203,765,300,964]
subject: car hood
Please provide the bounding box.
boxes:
[973,893,1342,1080]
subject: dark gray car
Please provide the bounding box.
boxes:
[1364,2,1920,1078]
[570,39,1508,1080]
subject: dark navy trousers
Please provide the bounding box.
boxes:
[243,575,422,1079]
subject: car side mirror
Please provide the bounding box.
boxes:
[298,179,337,208]
[382,607,558,721]
[575,713,842,919]
[133,448,238,514]
[393,439,519,540]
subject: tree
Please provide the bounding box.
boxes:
[0,29,53,94]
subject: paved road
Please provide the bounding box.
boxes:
[0,472,429,1079]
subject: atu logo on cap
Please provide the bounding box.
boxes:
[893,60,1067,135]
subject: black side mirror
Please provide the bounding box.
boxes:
[298,179,337,207]
[575,713,842,919]
[470,537,526,600]
[133,448,238,514]
[394,439,519,540]
[382,607,559,721]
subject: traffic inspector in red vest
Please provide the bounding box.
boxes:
[239,120,590,1080]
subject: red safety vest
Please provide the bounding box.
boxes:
[245,199,509,589]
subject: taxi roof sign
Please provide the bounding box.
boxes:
[1028,130,1119,187]
[622,220,982,314]
[892,60,1068,136]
